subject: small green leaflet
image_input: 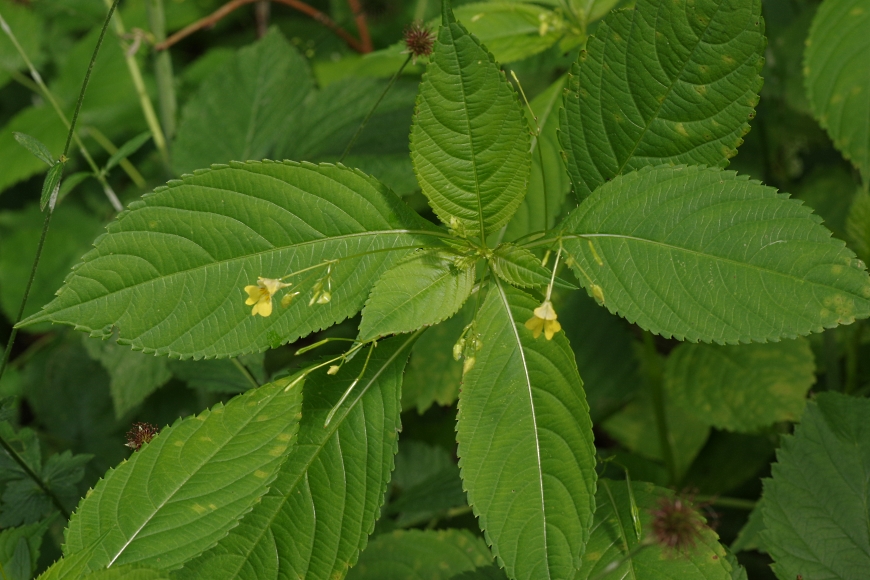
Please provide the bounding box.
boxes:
[175,334,413,580]
[457,280,596,580]
[804,0,870,184]
[560,0,765,199]
[104,132,150,173]
[410,0,530,239]
[665,339,815,431]
[358,249,475,342]
[18,162,441,359]
[579,480,732,579]
[61,375,304,573]
[12,132,53,166]
[558,165,870,344]
[491,243,553,289]
[40,162,62,212]
[762,392,870,579]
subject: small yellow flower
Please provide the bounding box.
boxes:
[244,277,292,317]
[524,300,562,340]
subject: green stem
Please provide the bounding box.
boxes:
[231,358,260,390]
[643,331,677,485]
[0,7,122,211]
[339,54,412,163]
[845,322,864,395]
[83,126,146,187]
[147,0,177,141]
[102,0,170,169]
[0,0,120,521]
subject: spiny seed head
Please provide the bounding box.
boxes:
[403,22,434,62]
[125,422,159,451]
[649,493,709,555]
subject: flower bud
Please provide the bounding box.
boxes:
[327,365,340,375]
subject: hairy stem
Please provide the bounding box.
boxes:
[339,55,412,163]
[0,0,121,520]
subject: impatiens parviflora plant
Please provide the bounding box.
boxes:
[13,0,870,577]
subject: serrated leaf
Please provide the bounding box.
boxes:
[19,162,440,359]
[61,375,304,572]
[276,77,419,196]
[80,565,169,580]
[450,2,563,64]
[559,0,765,200]
[665,339,815,431]
[0,519,49,580]
[579,480,731,579]
[761,392,870,580]
[457,280,596,580]
[847,190,870,264]
[12,132,54,166]
[560,291,641,422]
[804,0,870,183]
[174,334,413,580]
[359,249,475,342]
[731,499,766,554]
[410,2,531,239]
[40,162,63,211]
[504,75,572,241]
[83,337,172,418]
[347,529,493,580]
[172,29,314,175]
[559,165,870,343]
[491,243,552,288]
[104,132,150,173]
[449,567,509,580]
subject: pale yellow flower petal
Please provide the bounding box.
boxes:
[252,297,273,317]
[544,319,561,340]
[533,301,558,321]
[244,285,261,305]
[525,316,545,339]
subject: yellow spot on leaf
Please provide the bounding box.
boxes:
[269,444,288,457]
[254,470,269,479]
[277,433,293,442]
[192,504,207,514]
[256,414,270,422]
[675,123,689,137]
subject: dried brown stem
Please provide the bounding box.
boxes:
[155,0,366,53]
[346,0,372,53]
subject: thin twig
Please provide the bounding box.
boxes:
[155,0,366,53]
[346,0,372,53]
[0,0,122,522]
[339,54,412,163]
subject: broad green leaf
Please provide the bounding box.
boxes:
[804,0,870,183]
[104,132,150,173]
[449,567,509,580]
[579,480,731,579]
[62,375,304,572]
[602,377,710,481]
[0,203,103,328]
[450,2,564,64]
[504,75,572,241]
[276,77,420,196]
[559,0,765,199]
[665,339,815,431]
[0,519,49,580]
[80,565,169,580]
[792,165,858,243]
[559,165,870,344]
[359,249,475,342]
[401,305,469,413]
[560,291,641,422]
[410,2,531,239]
[457,280,596,580]
[19,162,441,359]
[346,529,493,580]
[12,132,54,165]
[83,336,172,418]
[175,334,413,580]
[725,552,748,580]
[847,190,870,264]
[731,499,766,554]
[761,392,870,579]
[36,539,106,580]
[172,29,314,175]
